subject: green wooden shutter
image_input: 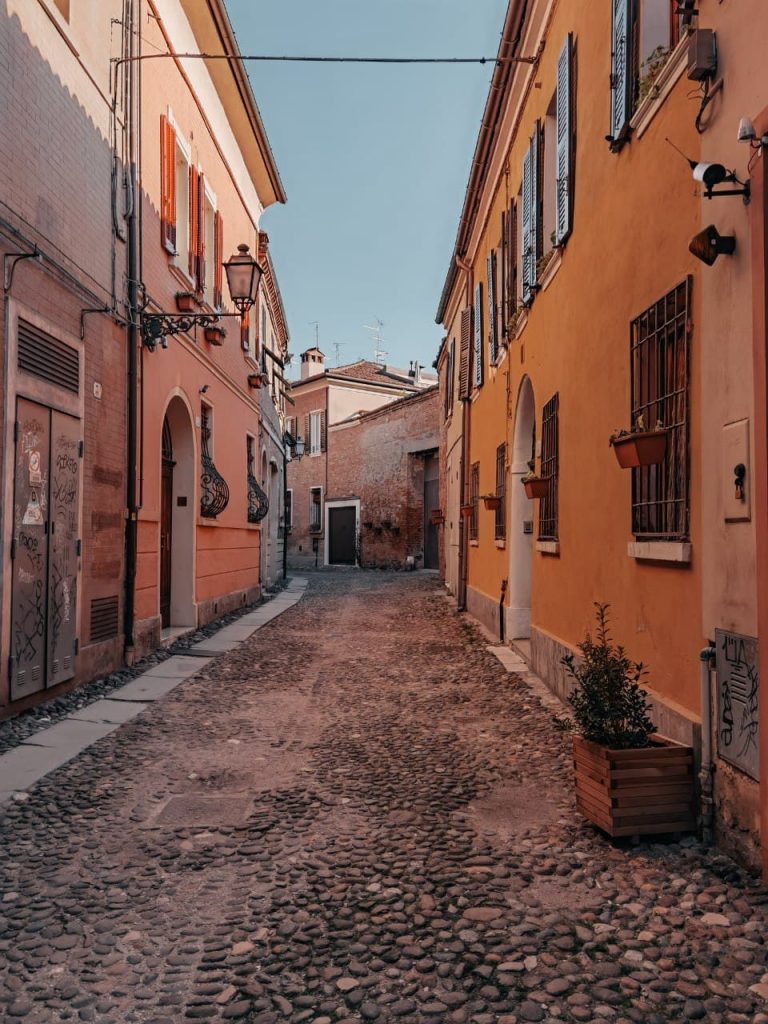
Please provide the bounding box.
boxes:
[473,282,483,388]
[608,0,632,147]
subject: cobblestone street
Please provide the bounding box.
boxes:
[2,573,768,1024]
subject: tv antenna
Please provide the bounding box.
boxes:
[309,321,320,348]
[331,341,347,366]
[364,319,387,364]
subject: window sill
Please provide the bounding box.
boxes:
[628,541,691,564]
[630,34,690,140]
[539,248,563,292]
[536,540,560,556]
[494,539,506,549]
[512,308,529,340]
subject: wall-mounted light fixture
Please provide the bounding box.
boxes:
[142,242,264,352]
[689,225,736,266]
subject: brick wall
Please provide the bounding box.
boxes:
[285,383,328,568]
[327,389,440,569]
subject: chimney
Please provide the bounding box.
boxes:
[300,347,325,381]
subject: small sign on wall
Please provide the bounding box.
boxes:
[715,629,759,781]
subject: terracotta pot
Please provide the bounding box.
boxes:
[175,291,196,313]
[610,429,668,468]
[204,326,226,346]
[522,477,549,499]
[573,734,696,839]
[247,373,264,389]
[482,494,501,511]
[460,504,473,519]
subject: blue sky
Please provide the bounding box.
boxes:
[225,0,508,374]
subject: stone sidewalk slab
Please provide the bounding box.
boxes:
[68,699,149,724]
[107,674,198,703]
[20,718,117,750]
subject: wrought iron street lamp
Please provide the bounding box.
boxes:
[141,242,264,351]
[223,243,263,315]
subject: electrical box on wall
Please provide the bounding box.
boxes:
[722,419,751,522]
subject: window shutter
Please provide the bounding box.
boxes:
[448,337,455,409]
[608,0,632,147]
[473,282,483,388]
[320,410,327,452]
[487,251,497,364]
[160,115,176,253]
[198,172,207,292]
[500,212,507,339]
[507,200,517,320]
[521,148,533,303]
[304,413,311,448]
[459,306,472,400]
[188,166,199,282]
[240,308,250,351]
[213,211,223,308]
[531,122,541,287]
[555,34,574,245]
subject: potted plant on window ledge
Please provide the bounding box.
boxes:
[460,503,473,519]
[562,604,696,839]
[610,416,668,468]
[481,493,502,511]
[521,461,549,500]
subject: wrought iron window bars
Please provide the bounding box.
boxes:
[200,407,229,518]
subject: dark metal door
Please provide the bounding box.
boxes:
[328,506,356,565]
[160,419,174,628]
[424,477,439,569]
[10,399,51,699]
[48,411,81,686]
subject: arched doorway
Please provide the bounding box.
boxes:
[161,397,196,631]
[508,377,536,639]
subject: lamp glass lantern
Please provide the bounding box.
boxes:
[293,437,306,460]
[223,243,263,316]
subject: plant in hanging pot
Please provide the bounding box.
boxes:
[562,603,696,839]
[175,291,197,313]
[610,416,668,469]
[521,466,549,500]
[481,492,502,511]
[204,325,226,346]
[460,503,474,519]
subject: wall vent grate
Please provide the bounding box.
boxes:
[18,319,80,393]
[90,596,119,643]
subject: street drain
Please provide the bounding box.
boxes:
[149,795,253,827]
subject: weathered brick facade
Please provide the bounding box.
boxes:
[327,389,440,570]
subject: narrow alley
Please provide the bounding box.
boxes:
[1,573,766,1024]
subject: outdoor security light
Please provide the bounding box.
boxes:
[223,243,264,316]
[738,117,756,143]
[293,436,306,460]
[692,162,750,202]
[688,225,736,266]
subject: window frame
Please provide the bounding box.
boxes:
[309,486,323,534]
[630,278,691,541]
[538,394,560,542]
[495,443,506,541]
[469,462,480,541]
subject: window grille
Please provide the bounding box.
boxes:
[470,462,479,541]
[200,404,229,518]
[495,444,506,540]
[247,436,269,524]
[630,278,691,539]
[539,393,559,541]
[310,487,322,533]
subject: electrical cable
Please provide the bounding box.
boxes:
[112,52,539,68]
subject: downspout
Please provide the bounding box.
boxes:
[457,255,473,611]
[123,0,139,661]
[282,438,288,581]
[499,578,508,643]
[699,643,716,843]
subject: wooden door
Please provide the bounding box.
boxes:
[328,506,356,565]
[47,410,81,685]
[160,418,174,628]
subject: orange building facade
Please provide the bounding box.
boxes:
[437,0,766,868]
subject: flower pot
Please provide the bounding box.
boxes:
[481,494,501,511]
[175,291,196,313]
[610,429,668,469]
[430,510,445,526]
[204,326,226,346]
[460,504,473,519]
[522,477,549,500]
[572,734,696,839]
[247,373,265,389]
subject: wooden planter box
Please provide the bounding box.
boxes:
[204,326,226,346]
[482,494,501,511]
[573,734,696,838]
[610,429,668,469]
[522,476,549,500]
[175,291,197,313]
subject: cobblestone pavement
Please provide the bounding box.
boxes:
[2,573,768,1024]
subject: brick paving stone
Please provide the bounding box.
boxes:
[1,573,768,1022]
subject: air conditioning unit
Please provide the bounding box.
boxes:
[687,29,717,82]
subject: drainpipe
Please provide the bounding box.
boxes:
[457,254,473,612]
[699,642,717,843]
[282,437,288,581]
[123,0,139,661]
[499,578,508,643]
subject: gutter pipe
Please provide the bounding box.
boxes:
[699,643,717,843]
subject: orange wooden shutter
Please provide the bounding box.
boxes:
[160,115,176,253]
[188,166,198,281]
[241,308,250,351]
[196,171,206,291]
[213,211,223,308]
